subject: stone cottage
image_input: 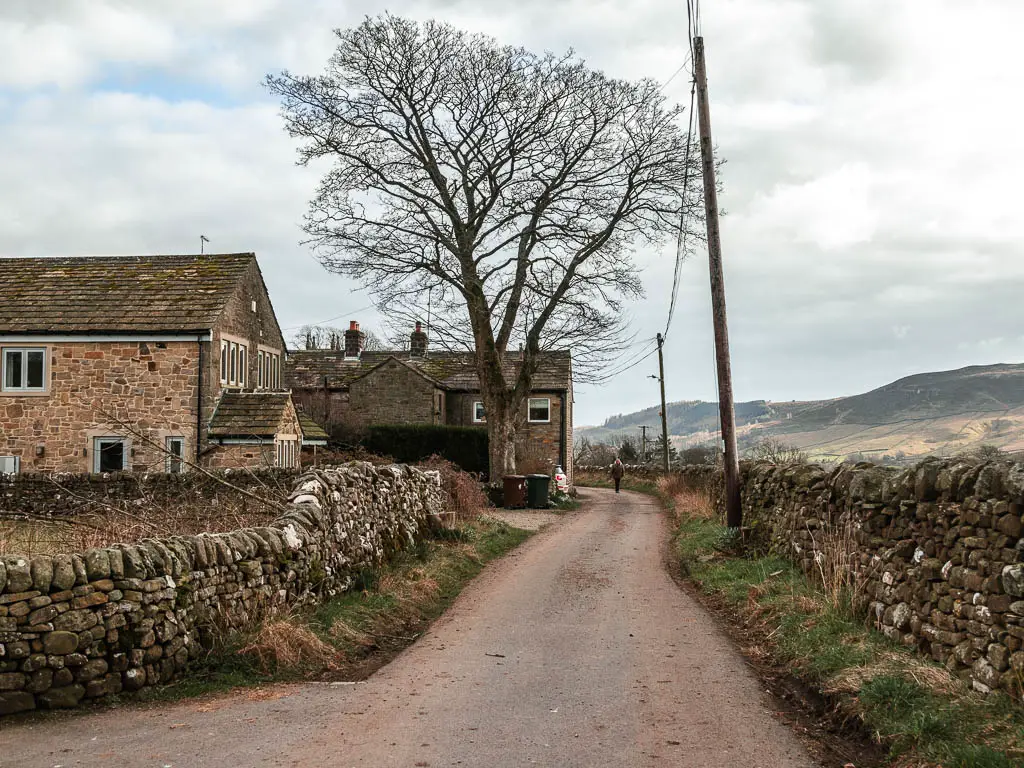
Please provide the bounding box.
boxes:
[285,321,575,481]
[0,253,309,473]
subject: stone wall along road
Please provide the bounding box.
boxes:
[0,462,443,716]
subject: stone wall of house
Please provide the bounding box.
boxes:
[0,341,200,474]
[193,443,278,471]
[674,458,1024,698]
[213,261,286,395]
[0,462,443,716]
[448,392,569,478]
[515,394,568,476]
[0,469,298,518]
[348,360,439,427]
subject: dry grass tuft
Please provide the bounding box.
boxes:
[239,618,340,674]
[661,478,716,521]
[328,618,375,648]
[824,651,969,699]
[807,517,862,610]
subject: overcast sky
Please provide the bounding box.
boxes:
[2,0,1022,427]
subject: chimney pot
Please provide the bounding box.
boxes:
[410,321,428,357]
[344,320,365,359]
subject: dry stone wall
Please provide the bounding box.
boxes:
[678,458,1024,698]
[0,462,443,716]
[0,469,299,518]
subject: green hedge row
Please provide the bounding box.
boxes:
[364,424,489,475]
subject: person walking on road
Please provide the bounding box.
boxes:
[611,457,624,493]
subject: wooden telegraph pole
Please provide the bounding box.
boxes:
[656,333,670,472]
[694,36,742,528]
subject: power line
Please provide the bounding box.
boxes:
[588,340,660,384]
[661,56,692,89]
[281,303,375,332]
[591,340,659,380]
[663,79,697,340]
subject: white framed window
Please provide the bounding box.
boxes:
[166,437,185,474]
[271,355,280,388]
[0,456,20,474]
[238,346,246,387]
[276,439,298,468]
[220,340,229,383]
[528,397,551,423]
[473,401,486,424]
[93,437,128,473]
[2,347,46,392]
[257,351,265,388]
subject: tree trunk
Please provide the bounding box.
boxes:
[486,406,517,483]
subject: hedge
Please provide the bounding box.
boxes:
[363,424,489,475]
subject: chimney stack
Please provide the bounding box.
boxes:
[344,320,365,359]
[410,321,428,357]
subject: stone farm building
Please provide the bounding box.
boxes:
[285,322,575,481]
[0,253,310,473]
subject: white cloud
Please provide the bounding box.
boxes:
[1,0,1022,426]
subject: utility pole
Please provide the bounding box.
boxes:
[639,425,652,464]
[694,36,742,528]
[656,333,670,472]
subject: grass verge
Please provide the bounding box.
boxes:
[579,473,1024,768]
[129,518,531,704]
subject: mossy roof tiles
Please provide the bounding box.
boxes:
[208,392,291,437]
[0,253,255,333]
[296,411,329,442]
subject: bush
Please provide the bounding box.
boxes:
[745,437,807,464]
[418,456,489,522]
[363,424,489,475]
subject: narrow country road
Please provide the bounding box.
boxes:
[1,489,818,768]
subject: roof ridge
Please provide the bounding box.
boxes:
[0,253,255,262]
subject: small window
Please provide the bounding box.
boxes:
[93,437,127,473]
[0,456,20,475]
[473,401,486,424]
[166,437,185,474]
[229,343,238,384]
[271,355,279,389]
[220,340,229,383]
[528,397,551,423]
[238,346,246,387]
[277,439,297,468]
[2,348,46,392]
[257,351,265,388]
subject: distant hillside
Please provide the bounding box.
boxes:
[580,363,1024,462]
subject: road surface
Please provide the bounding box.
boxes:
[1,488,817,767]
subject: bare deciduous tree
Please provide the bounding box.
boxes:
[267,14,703,479]
[292,324,385,351]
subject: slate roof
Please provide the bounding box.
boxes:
[296,411,329,443]
[285,349,572,392]
[208,392,291,437]
[0,253,255,334]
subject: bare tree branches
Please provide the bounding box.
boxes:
[267,14,704,477]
